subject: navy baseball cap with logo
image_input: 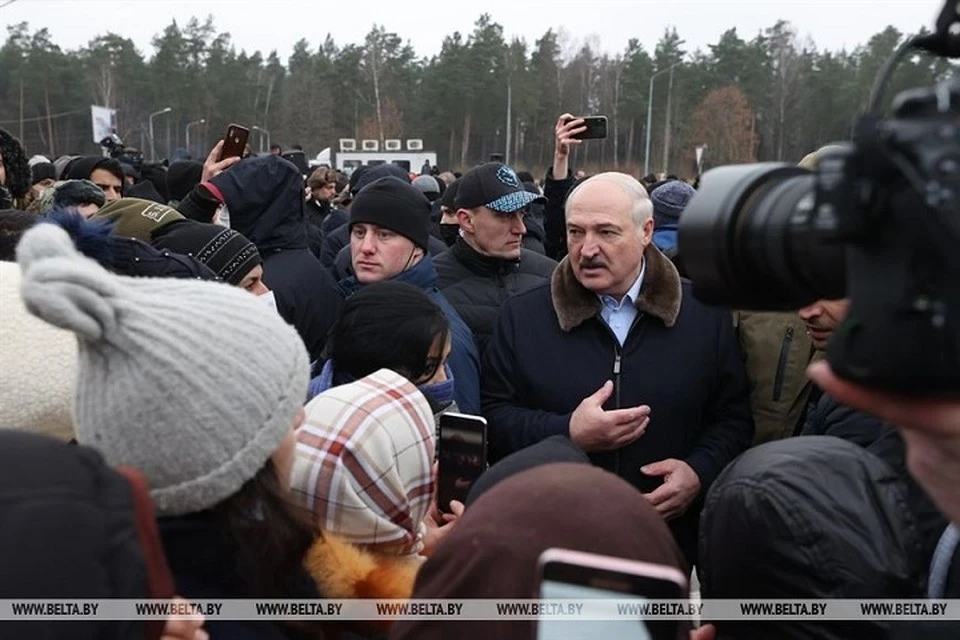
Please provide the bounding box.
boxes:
[455,163,546,214]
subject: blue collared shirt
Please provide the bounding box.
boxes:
[598,261,646,346]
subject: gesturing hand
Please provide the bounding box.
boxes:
[569,380,650,452]
[641,459,701,520]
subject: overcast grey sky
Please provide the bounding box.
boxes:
[0,0,945,61]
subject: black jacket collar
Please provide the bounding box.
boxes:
[452,237,520,276]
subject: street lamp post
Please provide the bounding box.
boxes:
[185,119,205,158]
[148,107,172,162]
[252,126,271,154]
[643,63,680,177]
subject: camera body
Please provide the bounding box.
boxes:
[680,77,960,394]
[100,135,144,171]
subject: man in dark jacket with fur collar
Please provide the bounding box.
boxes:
[481,171,753,565]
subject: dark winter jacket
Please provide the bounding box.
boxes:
[305,199,346,259]
[0,430,175,640]
[434,238,556,356]
[520,215,547,255]
[802,394,948,568]
[211,156,342,362]
[700,436,931,640]
[159,512,317,640]
[339,255,482,415]
[542,166,575,260]
[481,243,753,564]
[331,233,450,282]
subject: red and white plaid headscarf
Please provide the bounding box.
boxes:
[291,368,436,556]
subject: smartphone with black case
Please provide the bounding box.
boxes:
[569,115,608,140]
[537,548,687,640]
[219,124,250,161]
[437,413,488,512]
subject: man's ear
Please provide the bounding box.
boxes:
[456,208,475,234]
[642,215,655,245]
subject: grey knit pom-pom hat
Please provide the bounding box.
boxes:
[16,223,310,516]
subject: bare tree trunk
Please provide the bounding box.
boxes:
[44,86,56,157]
[19,77,24,141]
[460,112,471,168]
[264,74,276,130]
[514,118,521,164]
[613,67,621,169]
[448,128,456,170]
[36,119,49,152]
[777,56,786,162]
[354,97,360,139]
[626,118,635,166]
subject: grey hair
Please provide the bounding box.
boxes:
[565,172,654,229]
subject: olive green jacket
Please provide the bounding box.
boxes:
[734,311,821,445]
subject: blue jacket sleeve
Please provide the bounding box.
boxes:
[481,299,572,460]
[684,309,755,491]
[432,294,482,415]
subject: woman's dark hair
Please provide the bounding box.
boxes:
[213,460,316,598]
[329,281,450,384]
[213,460,326,639]
[0,128,31,200]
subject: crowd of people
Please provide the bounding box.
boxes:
[1,112,960,640]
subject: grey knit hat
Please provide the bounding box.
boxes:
[16,223,310,516]
[650,180,696,229]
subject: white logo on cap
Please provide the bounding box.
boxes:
[496,166,520,188]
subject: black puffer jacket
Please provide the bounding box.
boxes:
[0,430,175,640]
[700,436,931,640]
[434,238,556,356]
[211,156,342,361]
[802,394,948,574]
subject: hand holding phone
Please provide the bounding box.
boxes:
[202,140,242,182]
[437,413,488,513]
[567,115,608,140]
[218,124,250,162]
[555,114,586,159]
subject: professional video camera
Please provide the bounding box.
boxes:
[679,0,960,395]
[99,134,144,171]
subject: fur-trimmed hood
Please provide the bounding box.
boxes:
[550,242,682,331]
[305,531,422,601]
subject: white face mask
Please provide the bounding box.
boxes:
[216,204,231,228]
[259,289,278,313]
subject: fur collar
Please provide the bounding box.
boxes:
[304,531,422,600]
[551,243,682,332]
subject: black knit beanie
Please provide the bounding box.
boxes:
[152,220,262,286]
[349,177,431,252]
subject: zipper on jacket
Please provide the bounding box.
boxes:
[599,313,642,476]
[773,326,794,402]
[613,351,622,408]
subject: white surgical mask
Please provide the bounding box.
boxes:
[216,204,231,228]
[259,289,277,313]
